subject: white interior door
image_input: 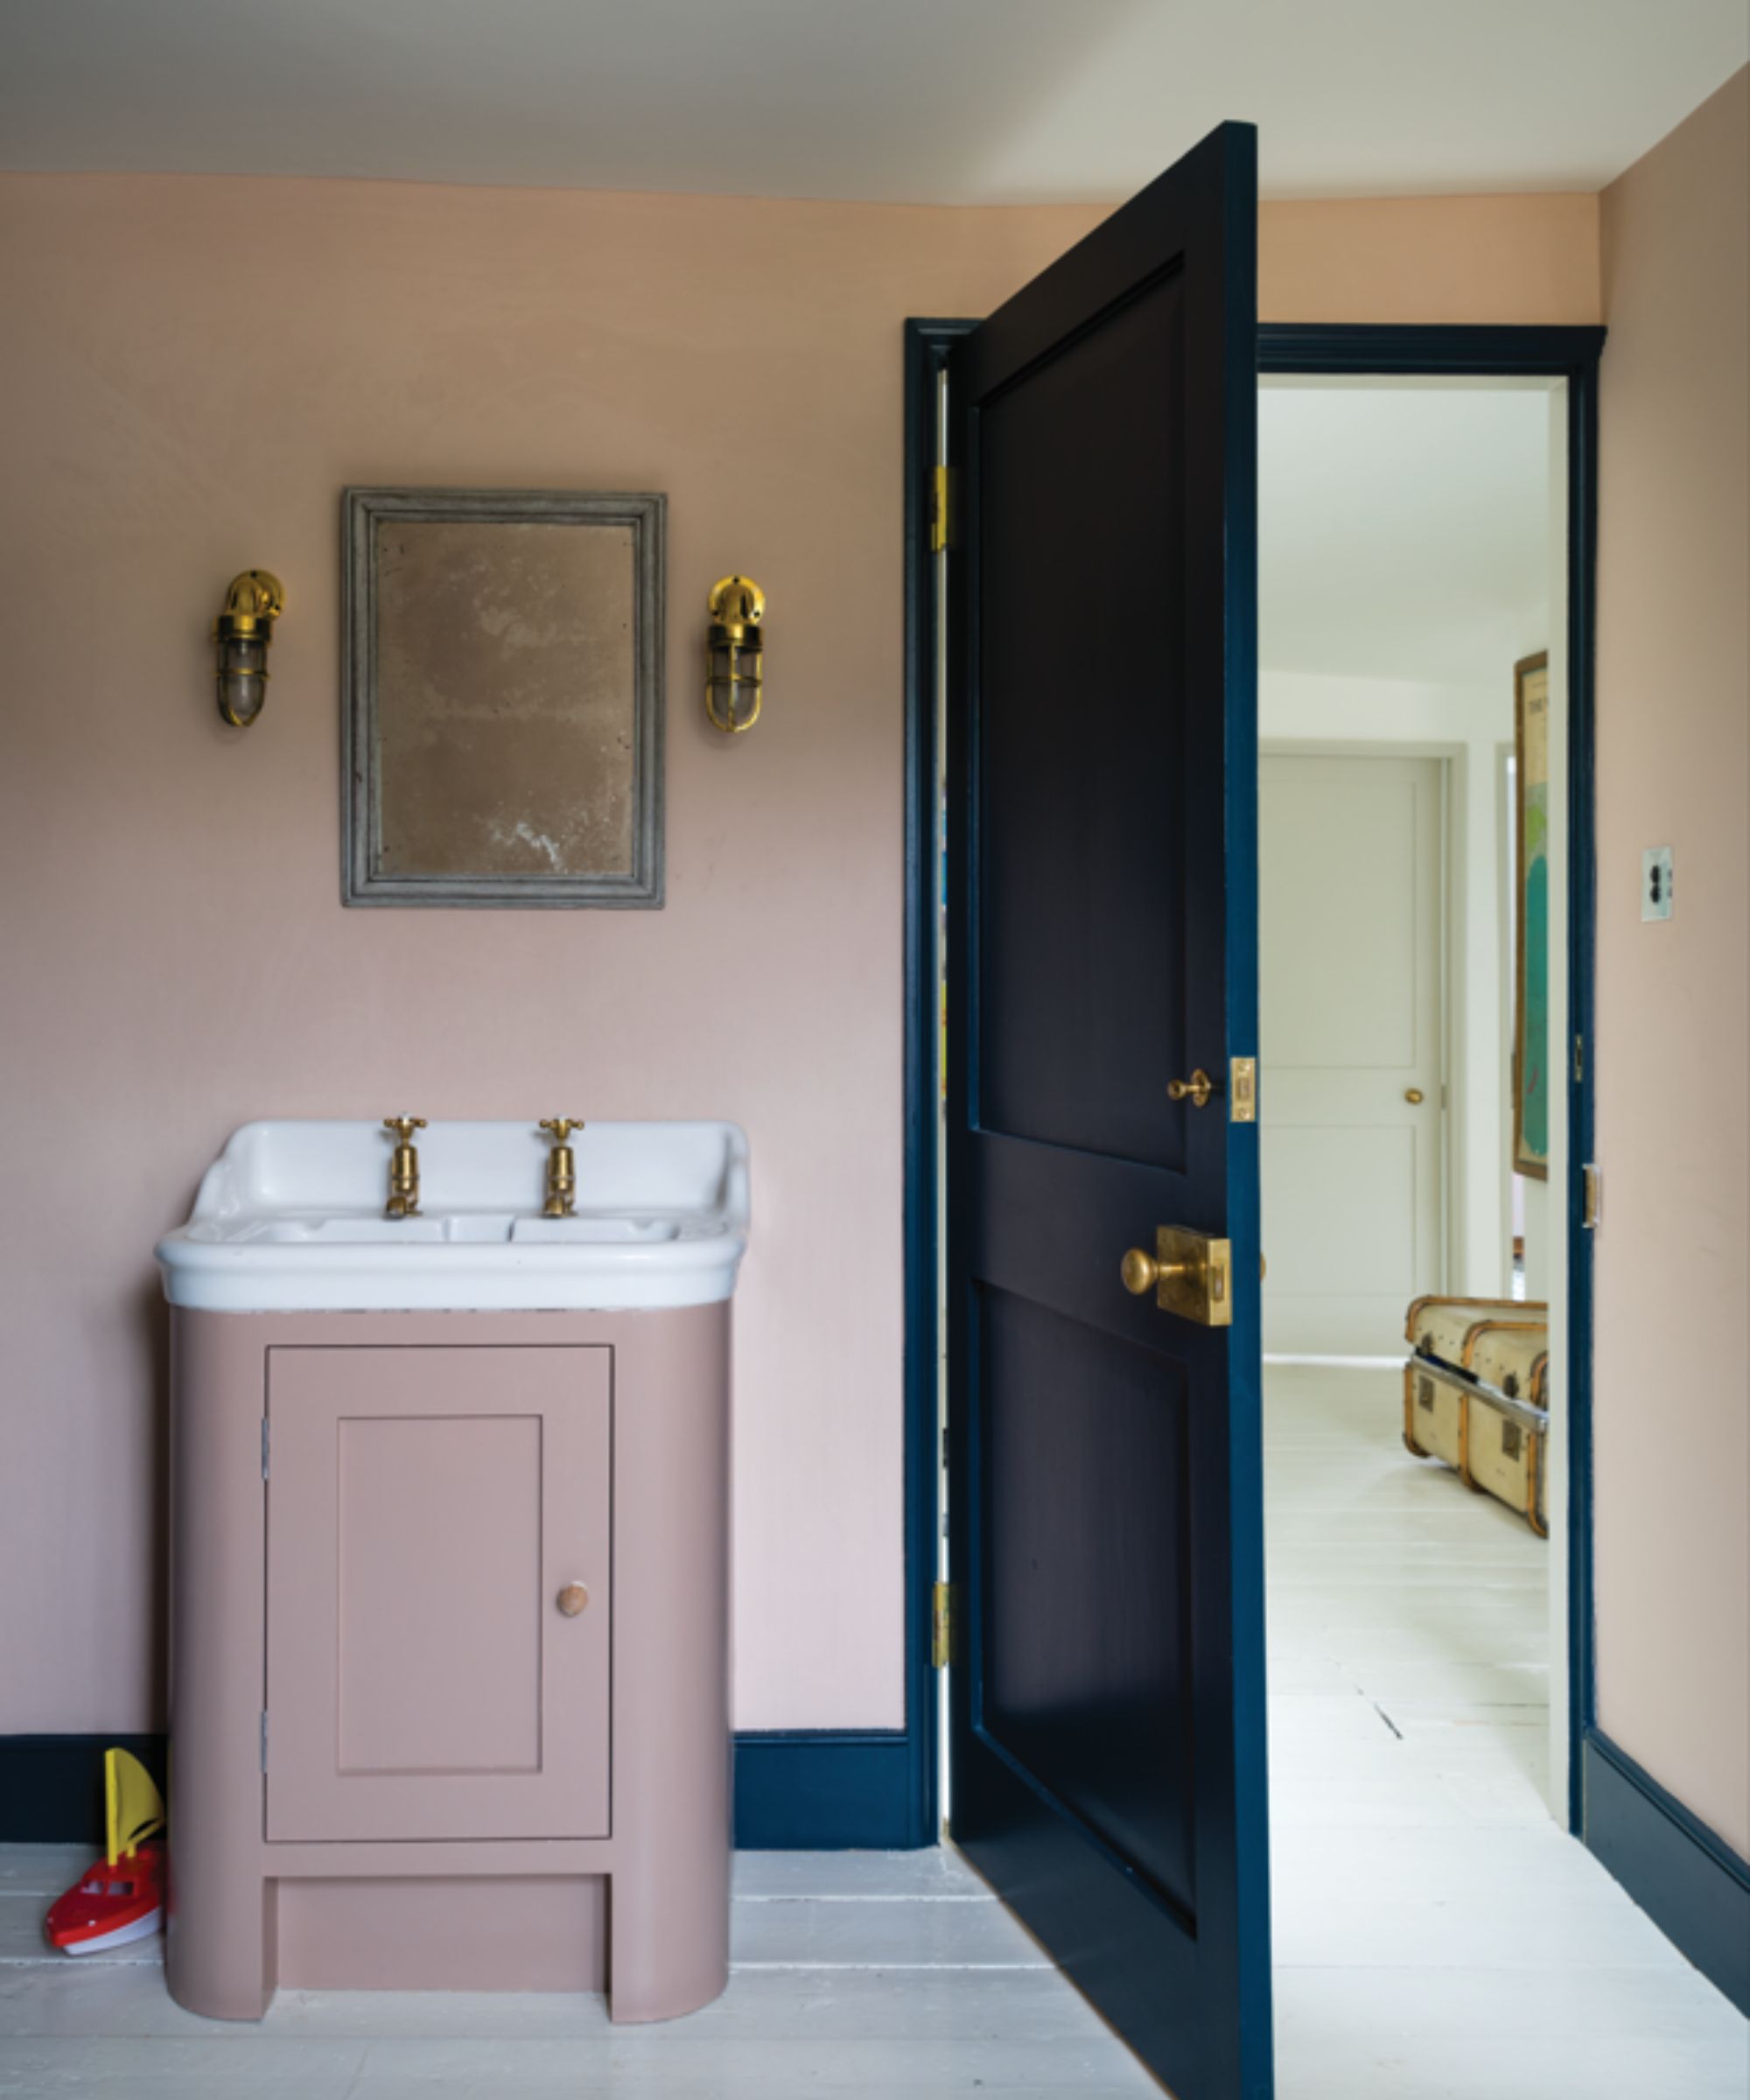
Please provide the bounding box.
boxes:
[1260,751,1446,1354]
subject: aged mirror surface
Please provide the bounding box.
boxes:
[343,489,665,907]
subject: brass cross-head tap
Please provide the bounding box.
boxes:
[383,1116,427,1218]
[539,1119,585,1217]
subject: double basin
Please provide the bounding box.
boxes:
[157,1118,750,1312]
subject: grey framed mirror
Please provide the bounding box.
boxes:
[342,486,665,907]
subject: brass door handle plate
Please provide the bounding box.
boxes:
[1404,1088,1425,1105]
[556,1583,590,1618]
[1121,1224,1234,1327]
[1167,1069,1216,1109]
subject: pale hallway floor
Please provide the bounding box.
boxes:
[0,1363,1744,2096]
[1263,1359,1746,2098]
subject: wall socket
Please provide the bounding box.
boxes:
[1642,845,1674,921]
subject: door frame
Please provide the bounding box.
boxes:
[903,318,1604,1842]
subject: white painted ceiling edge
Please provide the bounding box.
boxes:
[1,0,1745,202]
[1261,383,1551,686]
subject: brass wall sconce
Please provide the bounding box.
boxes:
[214,570,285,727]
[704,575,765,733]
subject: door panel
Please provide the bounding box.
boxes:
[335,1410,543,1774]
[266,1345,612,1843]
[946,122,1271,2100]
[981,1287,1196,1918]
[1260,752,1444,1351]
[976,272,1188,1171]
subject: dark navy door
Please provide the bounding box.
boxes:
[944,122,1270,2100]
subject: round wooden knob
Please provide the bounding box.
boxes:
[556,1583,590,1618]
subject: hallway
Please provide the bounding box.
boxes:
[1264,1361,1746,2096]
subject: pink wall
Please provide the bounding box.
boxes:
[0,172,1599,1737]
[1594,69,1750,1855]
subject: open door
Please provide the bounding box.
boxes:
[943,122,1270,2100]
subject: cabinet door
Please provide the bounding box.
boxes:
[265,1346,610,1843]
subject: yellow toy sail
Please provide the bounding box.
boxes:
[104,1748,164,1866]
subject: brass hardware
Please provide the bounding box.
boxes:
[556,1583,590,1618]
[1120,1224,1234,1327]
[1404,1088,1425,1105]
[1167,1068,1215,1110]
[928,465,957,555]
[214,570,284,728]
[705,574,766,733]
[1402,1364,1432,1460]
[1229,1056,1257,1123]
[538,1117,585,1218]
[1122,1245,1181,1296]
[1582,1163,1603,1230]
[931,1579,961,1669]
[382,1116,426,1218]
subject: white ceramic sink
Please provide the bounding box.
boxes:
[156,1120,749,1312]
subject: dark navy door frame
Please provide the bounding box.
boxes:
[897,318,1604,1856]
[1256,324,1605,1836]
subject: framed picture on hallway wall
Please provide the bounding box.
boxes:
[341,486,666,908]
[1513,650,1550,1182]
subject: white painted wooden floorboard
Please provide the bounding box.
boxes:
[1264,1362,1749,2098]
[1,1362,1744,2096]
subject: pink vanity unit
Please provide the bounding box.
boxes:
[155,1119,749,2021]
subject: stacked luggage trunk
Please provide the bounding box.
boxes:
[1403,1295,1550,1537]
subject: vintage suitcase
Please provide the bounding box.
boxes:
[1406,1293,1547,1369]
[1466,1380,1550,1537]
[1403,1355,1549,1537]
[1464,1319,1550,1410]
[1403,1354,1466,1473]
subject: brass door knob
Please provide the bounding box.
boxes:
[1404,1088,1425,1105]
[556,1583,590,1618]
[1120,1224,1235,1326]
[1167,1069,1215,1109]
[1122,1247,1194,1296]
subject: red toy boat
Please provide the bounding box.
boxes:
[45,1749,164,1955]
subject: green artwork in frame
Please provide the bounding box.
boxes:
[1514,651,1550,1181]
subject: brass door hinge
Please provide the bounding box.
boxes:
[932,1580,961,1669]
[1229,1055,1257,1123]
[1582,1163,1603,1230]
[928,466,956,554]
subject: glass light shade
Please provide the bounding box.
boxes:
[705,633,762,732]
[217,635,270,727]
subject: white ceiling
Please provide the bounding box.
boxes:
[1259,383,1552,686]
[1,0,1743,203]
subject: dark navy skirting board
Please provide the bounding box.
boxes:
[0,1734,169,1847]
[1583,1729,1750,2014]
[1,1731,912,1853]
[732,1730,920,1850]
